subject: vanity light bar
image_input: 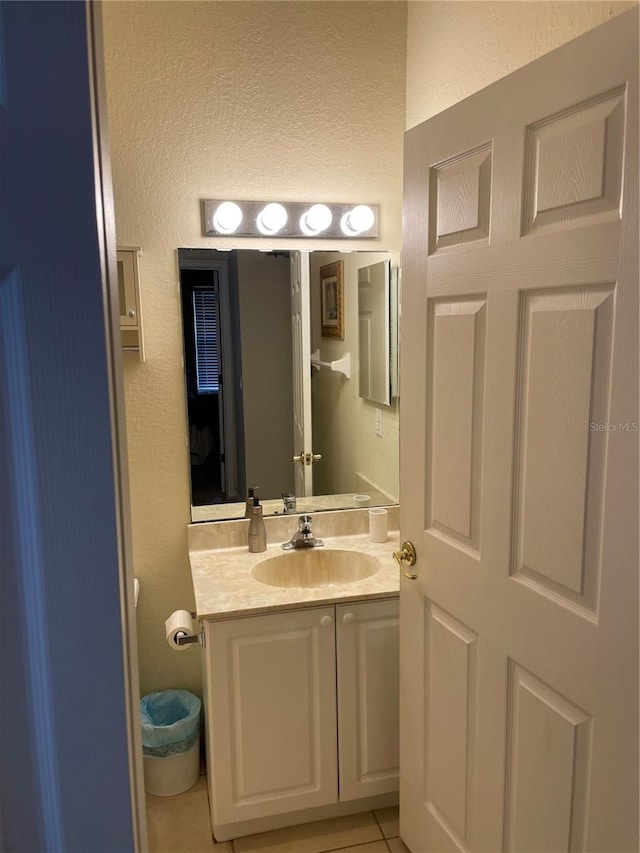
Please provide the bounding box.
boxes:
[202,199,379,239]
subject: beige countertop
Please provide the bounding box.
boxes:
[189,531,401,621]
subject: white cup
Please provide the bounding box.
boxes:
[353,494,371,506]
[368,508,388,543]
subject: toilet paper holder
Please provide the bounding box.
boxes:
[175,611,204,647]
[175,633,201,646]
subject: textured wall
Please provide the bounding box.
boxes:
[406,1,637,128]
[102,1,407,697]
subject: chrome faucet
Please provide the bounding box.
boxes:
[282,515,324,550]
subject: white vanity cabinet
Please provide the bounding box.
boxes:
[205,605,339,826]
[336,599,400,800]
[204,596,399,838]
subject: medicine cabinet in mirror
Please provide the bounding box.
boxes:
[358,259,398,406]
[179,248,400,522]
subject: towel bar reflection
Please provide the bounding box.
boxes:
[310,349,351,380]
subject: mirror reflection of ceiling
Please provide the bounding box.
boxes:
[180,249,400,522]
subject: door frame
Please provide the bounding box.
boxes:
[290,250,314,497]
[87,3,147,848]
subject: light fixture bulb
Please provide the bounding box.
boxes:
[212,201,243,235]
[300,204,332,236]
[341,204,375,236]
[256,202,288,235]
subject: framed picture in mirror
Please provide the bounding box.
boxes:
[320,260,344,338]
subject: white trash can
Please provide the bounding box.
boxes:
[142,738,200,797]
[140,690,201,797]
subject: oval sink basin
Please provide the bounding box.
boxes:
[252,548,379,588]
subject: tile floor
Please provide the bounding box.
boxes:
[145,775,411,853]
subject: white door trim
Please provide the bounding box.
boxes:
[291,250,313,497]
[87,4,147,849]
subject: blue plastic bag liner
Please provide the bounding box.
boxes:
[140,690,201,758]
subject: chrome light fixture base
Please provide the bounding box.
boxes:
[202,199,379,239]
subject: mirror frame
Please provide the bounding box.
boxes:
[181,247,400,523]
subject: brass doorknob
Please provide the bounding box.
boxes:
[292,452,323,465]
[393,541,417,580]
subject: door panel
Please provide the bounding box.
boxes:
[513,286,614,612]
[400,9,638,852]
[429,143,492,253]
[522,88,625,234]
[427,297,486,551]
[505,663,591,853]
[424,605,477,846]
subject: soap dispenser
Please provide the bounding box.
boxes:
[248,497,267,553]
[245,486,258,518]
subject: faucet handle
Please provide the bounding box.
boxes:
[299,514,312,530]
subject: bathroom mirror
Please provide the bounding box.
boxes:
[358,259,398,406]
[179,248,400,522]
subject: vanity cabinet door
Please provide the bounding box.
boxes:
[336,597,399,800]
[207,606,338,825]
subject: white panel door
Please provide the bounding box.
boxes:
[290,250,313,496]
[400,9,638,853]
[207,607,337,826]
[336,598,399,800]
